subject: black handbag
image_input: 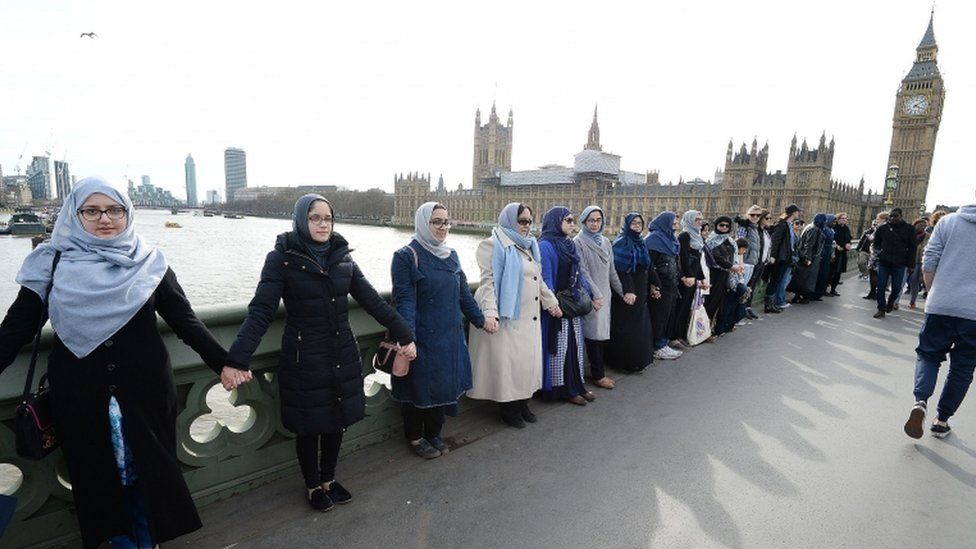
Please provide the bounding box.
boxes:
[555,270,593,319]
[14,251,61,460]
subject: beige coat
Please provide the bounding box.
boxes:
[467,228,559,402]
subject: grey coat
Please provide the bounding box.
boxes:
[573,235,624,341]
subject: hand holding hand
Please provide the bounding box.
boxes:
[682,277,696,288]
[650,289,662,300]
[592,298,605,311]
[398,342,417,361]
[547,305,563,318]
[699,282,711,290]
[623,293,637,305]
[483,317,499,334]
[731,264,744,274]
[220,366,253,391]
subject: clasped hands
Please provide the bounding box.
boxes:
[220,366,253,391]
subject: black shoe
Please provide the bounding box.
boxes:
[521,408,538,423]
[307,487,335,512]
[745,308,759,320]
[904,401,926,439]
[502,414,526,429]
[886,302,895,313]
[862,294,875,300]
[808,297,823,302]
[837,281,844,285]
[425,436,450,454]
[325,481,352,504]
[931,423,952,439]
[764,304,781,314]
[829,291,841,297]
[873,310,885,319]
[409,438,442,459]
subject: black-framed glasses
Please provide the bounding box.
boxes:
[516,218,533,226]
[748,213,761,218]
[78,206,127,221]
[563,217,576,224]
[717,223,730,228]
[793,221,804,226]
[585,217,603,224]
[429,219,452,228]
[307,215,334,225]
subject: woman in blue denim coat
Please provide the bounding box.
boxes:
[391,202,486,459]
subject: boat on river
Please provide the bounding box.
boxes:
[165,221,183,228]
[223,213,244,219]
[8,213,46,235]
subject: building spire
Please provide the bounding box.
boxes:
[918,8,937,50]
[585,103,601,151]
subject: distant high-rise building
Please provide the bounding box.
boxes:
[54,160,71,201]
[26,156,51,200]
[224,147,247,201]
[0,163,5,194]
[141,175,151,187]
[185,154,198,207]
[206,189,221,204]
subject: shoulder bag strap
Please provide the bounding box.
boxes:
[21,251,61,402]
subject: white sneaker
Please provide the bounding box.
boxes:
[654,347,678,360]
[778,302,791,309]
[667,346,683,357]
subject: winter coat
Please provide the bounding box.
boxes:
[390,241,484,408]
[872,220,917,268]
[649,250,680,291]
[0,269,227,548]
[832,224,853,273]
[677,233,705,281]
[468,229,559,402]
[574,237,623,341]
[734,217,764,265]
[769,219,794,263]
[792,224,825,293]
[226,231,413,435]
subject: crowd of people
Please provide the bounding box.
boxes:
[1,176,970,548]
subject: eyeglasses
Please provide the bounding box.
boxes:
[585,217,603,224]
[717,223,730,228]
[307,215,334,225]
[78,206,127,221]
[629,220,644,227]
[793,221,804,226]
[429,219,452,228]
[516,218,533,226]
[563,217,575,224]
[748,213,761,218]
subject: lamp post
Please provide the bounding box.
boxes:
[919,202,927,219]
[884,164,899,208]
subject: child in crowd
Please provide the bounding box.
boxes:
[716,238,752,335]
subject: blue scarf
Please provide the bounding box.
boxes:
[612,212,651,273]
[644,211,679,257]
[492,203,541,322]
[16,177,168,358]
[540,206,582,288]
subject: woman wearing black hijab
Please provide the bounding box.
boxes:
[226,194,414,512]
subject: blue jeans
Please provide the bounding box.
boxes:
[914,314,976,422]
[775,266,794,307]
[876,263,906,312]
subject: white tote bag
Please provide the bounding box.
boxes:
[686,288,712,346]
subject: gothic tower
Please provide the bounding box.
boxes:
[585,105,601,151]
[787,132,836,214]
[884,11,945,211]
[720,137,769,214]
[472,103,513,189]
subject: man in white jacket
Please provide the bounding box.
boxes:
[904,197,976,439]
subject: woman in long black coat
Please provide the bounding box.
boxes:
[670,210,707,342]
[791,214,827,303]
[606,212,659,372]
[0,178,241,548]
[226,194,414,512]
[704,216,738,323]
[644,211,682,360]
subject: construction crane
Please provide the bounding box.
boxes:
[15,142,27,175]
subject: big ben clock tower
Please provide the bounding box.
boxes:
[884,11,945,212]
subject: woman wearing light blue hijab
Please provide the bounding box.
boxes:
[0,177,240,548]
[468,203,560,428]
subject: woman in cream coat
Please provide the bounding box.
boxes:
[468,202,561,428]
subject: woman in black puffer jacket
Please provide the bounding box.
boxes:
[226,194,414,512]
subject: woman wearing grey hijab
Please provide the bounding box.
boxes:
[0,177,239,548]
[573,205,621,389]
[669,210,708,343]
[391,202,485,459]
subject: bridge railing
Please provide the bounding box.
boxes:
[0,292,413,549]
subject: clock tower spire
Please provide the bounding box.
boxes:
[883,10,944,212]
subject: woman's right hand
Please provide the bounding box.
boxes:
[681,277,696,287]
[483,317,499,334]
[623,293,637,305]
[547,305,563,318]
[220,366,253,391]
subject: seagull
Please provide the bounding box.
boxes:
[79,32,98,38]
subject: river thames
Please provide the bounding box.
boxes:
[0,210,487,308]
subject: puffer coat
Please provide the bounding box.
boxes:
[227,231,413,435]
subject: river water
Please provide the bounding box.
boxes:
[0,210,488,308]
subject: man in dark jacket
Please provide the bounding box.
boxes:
[765,204,801,311]
[871,208,917,318]
[827,212,853,295]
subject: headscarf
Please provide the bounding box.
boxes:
[16,177,168,358]
[492,202,541,322]
[412,201,452,259]
[643,211,679,257]
[292,193,333,264]
[612,212,651,273]
[681,210,704,250]
[707,215,734,250]
[540,206,582,286]
[823,213,836,244]
[574,205,610,264]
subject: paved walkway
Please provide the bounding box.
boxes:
[182,277,975,549]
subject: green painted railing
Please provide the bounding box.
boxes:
[0,294,405,549]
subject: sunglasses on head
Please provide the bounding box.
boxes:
[516,218,533,226]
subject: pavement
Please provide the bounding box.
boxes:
[182,276,975,549]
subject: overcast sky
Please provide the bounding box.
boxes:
[1,0,973,207]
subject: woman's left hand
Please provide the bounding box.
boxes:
[398,342,417,361]
[592,298,604,311]
[220,366,253,391]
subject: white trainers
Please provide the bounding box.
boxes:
[654,347,681,360]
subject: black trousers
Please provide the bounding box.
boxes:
[765,261,789,298]
[296,431,344,489]
[402,404,446,441]
[584,338,608,380]
[499,399,530,421]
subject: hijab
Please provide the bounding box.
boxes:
[612,212,651,273]
[643,211,679,257]
[707,215,734,250]
[292,194,333,264]
[413,201,452,259]
[574,205,610,264]
[491,202,541,322]
[681,210,704,251]
[16,177,168,358]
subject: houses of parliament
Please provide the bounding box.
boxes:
[394,14,944,234]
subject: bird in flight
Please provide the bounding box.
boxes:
[79,32,98,38]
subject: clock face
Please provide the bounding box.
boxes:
[904,94,929,115]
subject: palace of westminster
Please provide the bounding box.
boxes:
[393,14,945,234]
